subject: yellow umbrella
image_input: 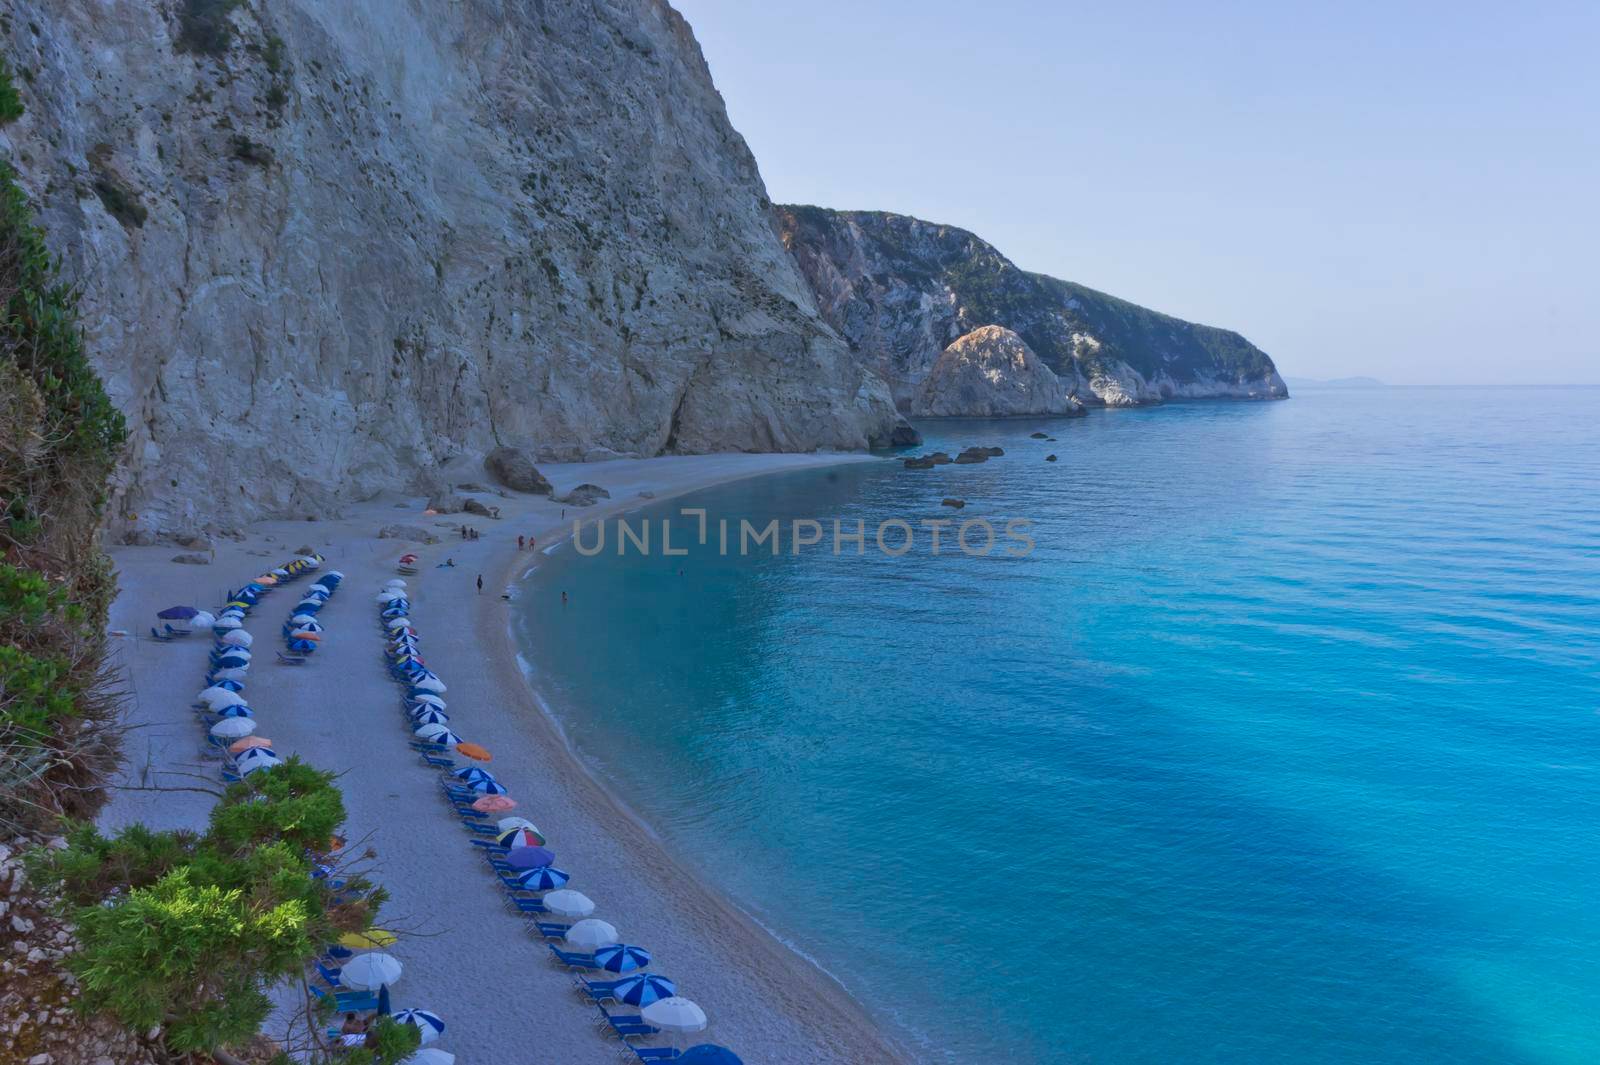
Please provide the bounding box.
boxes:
[338,928,398,949]
[229,736,274,753]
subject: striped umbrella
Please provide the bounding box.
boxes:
[507,845,555,870]
[612,973,677,1007]
[506,865,568,892]
[410,676,446,694]
[496,826,546,849]
[496,817,540,834]
[208,667,249,683]
[235,746,280,770]
[460,778,508,795]
[450,767,497,786]
[211,704,255,719]
[309,583,332,595]
[413,723,462,745]
[291,619,325,633]
[409,694,446,709]
[409,707,450,726]
[391,1008,444,1045]
[594,943,651,974]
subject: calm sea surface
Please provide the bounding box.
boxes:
[515,387,1600,1064]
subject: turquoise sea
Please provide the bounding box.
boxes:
[514,386,1600,1064]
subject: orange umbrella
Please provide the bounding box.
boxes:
[471,795,516,813]
[229,736,274,753]
[290,631,323,641]
[455,742,492,762]
[255,575,279,585]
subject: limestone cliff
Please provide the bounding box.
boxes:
[0,0,903,531]
[915,325,1082,417]
[778,206,1288,411]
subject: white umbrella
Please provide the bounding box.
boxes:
[210,666,248,682]
[199,687,247,709]
[386,616,412,629]
[209,717,256,739]
[541,890,594,918]
[411,676,446,694]
[496,816,540,833]
[299,556,321,567]
[339,951,402,990]
[309,583,331,595]
[376,591,404,603]
[641,997,707,1034]
[215,647,251,661]
[412,722,458,743]
[564,919,618,952]
[386,579,407,588]
[327,570,345,580]
[219,629,253,647]
[408,693,446,708]
[191,610,216,628]
[213,616,242,630]
[401,1050,453,1065]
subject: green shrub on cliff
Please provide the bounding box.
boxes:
[0,65,126,829]
[37,759,408,1061]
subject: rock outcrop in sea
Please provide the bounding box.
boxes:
[915,325,1085,417]
[1,0,906,531]
[777,206,1289,411]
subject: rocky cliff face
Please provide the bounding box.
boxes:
[778,206,1288,411]
[915,325,1082,417]
[0,0,903,530]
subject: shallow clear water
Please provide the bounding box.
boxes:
[514,387,1600,1064]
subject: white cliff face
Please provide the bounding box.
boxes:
[914,326,1082,417]
[779,206,1288,414]
[0,0,902,531]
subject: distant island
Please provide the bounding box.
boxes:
[1286,375,1387,388]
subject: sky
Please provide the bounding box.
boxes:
[672,0,1600,385]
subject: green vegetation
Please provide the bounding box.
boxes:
[36,760,415,1063]
[231,133,274,166]
[0,59,23,124]
[176,0,245,57]
[0,65,127,830]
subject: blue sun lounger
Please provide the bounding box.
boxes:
[531,921,570,939]
[547,945,597,969]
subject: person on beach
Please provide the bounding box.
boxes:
[476,573,484,594]
[517,535,524,550]
[340,1014,364,1036]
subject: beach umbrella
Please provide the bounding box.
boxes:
[412,723,462,745]
[385,616,411,629]
[238,754,283,777]
[409,707,450,727]
[496,816,539,833]
[209,717,256,739]
[199,687,246,709]
[292,619,325,633]
[409,693,446,708]
[209,667,249,683]
[309,583,331,595]
[676,1046,743,1065]
[460,778,508,795]
[391,1008,444,1045]
[594,943,651,975]
[271,568,290,577]
[411,676,446,694]
[211,647,251,661]
[213,615,242,631]
[289,630,322,642]
[220,629,253,647]
[564,919,619,952]
[642,997,707,1034]
[338,928,398,950]
[191,610,217,628]
[212,704,254,719]
[235,746,280,769]
[540,889,593,919]
[496,826,546,849]
[339,951,402,991]
[376,592,404,604]
[471,795,516,813]
[400,1050,453,1065]
[228,736,273,753]
[287,638,316,653]
[450,766,497,786]
[507,865,568,892]
[157,605,199,620]
[326,569,345,581]
[507,845,554,870]
[291,613,318,625]
[208,679,245,693]
[254,575,278,586]
[454,742,491,762]
[213,655,250,670]
[612,973,676,1007]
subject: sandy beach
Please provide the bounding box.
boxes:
[101,451,909,1065]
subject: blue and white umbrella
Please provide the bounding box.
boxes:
[460,778,508,795]
[410,676,446,694]
[409,707,450,726]
[391,1008,444,1045]
[594,943,651,974]
[450,766,497,786]
[507,865,569,892]
[409,693,446,709]
[212,704,255,719]
[238,752,283,776]
[235,745,279,767]
[413,723,462,745]
[612,973,677,1007]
